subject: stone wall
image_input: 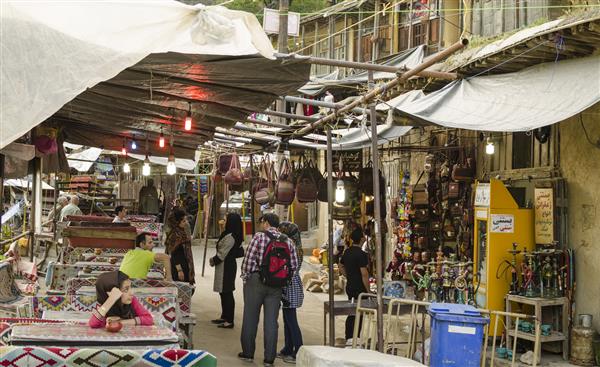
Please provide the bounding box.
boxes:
[559,103,600,331]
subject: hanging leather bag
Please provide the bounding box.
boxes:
[412,184,429,206]
[254,159,275,205]
[218,154,234,175]
[358,161,374,196]
[296,167,318,203]
[452,157,475,182]
[275,158,295,205]
[224,153,243,186]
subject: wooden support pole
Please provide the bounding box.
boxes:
[326,127,335,347]
[297,39,469,135]
[274,53,458,80]
[368,71,385,352]
[201,176,214,277]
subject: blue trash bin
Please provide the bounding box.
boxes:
[428,303,489,367]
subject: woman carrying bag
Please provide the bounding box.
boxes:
[210,212,244,328]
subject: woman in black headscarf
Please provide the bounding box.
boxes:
[209,212,243,328]
[165,209,195,285]
[88,271,153,328]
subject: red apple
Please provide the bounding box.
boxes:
[106,319,123,333]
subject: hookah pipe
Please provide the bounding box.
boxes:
[496,243,521,294]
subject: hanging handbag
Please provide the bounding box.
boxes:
[218,154,234,175]
[358,161,374,196]
[412,184,429,206]
[254,159,275,205]
[275,158,295,205]
[296,167,318,203]
[443,217,457,240]
[224,153,243,186]
[452,157,475,182]
[413,208,429,222]
[317,173,330,203]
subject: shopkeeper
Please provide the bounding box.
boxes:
[339,226,370,343]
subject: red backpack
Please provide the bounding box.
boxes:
[260,231,293,287]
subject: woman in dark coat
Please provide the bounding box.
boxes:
[209,212,243,328]
[165,209,195,285]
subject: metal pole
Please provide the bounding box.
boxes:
[372,0,380,62]
[249,154,256,236]
[260,110,320,122]
[297,39,469,135]
[326,127,335,347]
[277,0,289,126]
[282,96,343,109]
[368,71,385,352]
[246,118,292,130]
[201,175,214,277]
[52,169,58,241]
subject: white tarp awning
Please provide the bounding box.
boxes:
[126,153,197,171]
[1,1,274,149]
[4,179,54,190]
[384,55,600,131]
[67,147,103,172]
[289,125,412,151]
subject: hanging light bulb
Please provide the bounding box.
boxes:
[123,162,131,173]
[335,179,346,204]
[184,103,192,131]
[486,137,495,155]
[167,154,176,175]
[131,136,137,150]
[142,157,151,176]
[121,141,127,156]
[159,128,165,148]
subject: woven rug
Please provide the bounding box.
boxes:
[0,346,217,367]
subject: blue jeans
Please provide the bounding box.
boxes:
[280,308,303,357]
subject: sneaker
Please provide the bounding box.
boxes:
[237,352,253,363]
[264,361,275,367]
[282,355,296,364]
[276,353,285,360]
[211,319,226,324]
[217,322,234,329]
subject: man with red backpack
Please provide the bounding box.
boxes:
[239,213,299,367]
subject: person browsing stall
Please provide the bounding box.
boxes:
[339,226,370,343]
[165,209,195,284]
[113,206,129,223]
[120,232,172,280]
[239,213,298,367]
[89,271,153,328]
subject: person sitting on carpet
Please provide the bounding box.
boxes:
[89,271,154,328]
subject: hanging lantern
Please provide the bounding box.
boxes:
[184,103,192,131]
[123,162,131,173]
[167,154,176,175]
[142,155,151,176]
[131,138,137,150]
[335,179,346,204]
[486,137,495,155]
[159,128,165,148]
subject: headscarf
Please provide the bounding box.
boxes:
[219,213,243,248]
[279,221,301,250]
[165,209,190,254]
[95,271,134,319]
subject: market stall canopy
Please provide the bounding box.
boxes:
[5,179,54,191]
[383,55,600,132]
[67,148,103,173]
[1,1,311,156]
[297,46,425,96]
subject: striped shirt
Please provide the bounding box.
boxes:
[241,228,298,281]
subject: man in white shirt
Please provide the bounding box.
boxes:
[59,195,83,221]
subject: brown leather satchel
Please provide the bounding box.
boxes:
[296,169,318,203]
[224,153,243,186]
[448,182,460,199]
[412,184,429,206]
[275,158,295,206]
[452,158,475,182]
[218,154,234,175]
[254,158,275,205]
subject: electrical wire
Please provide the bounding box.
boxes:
[579,113,599,147]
